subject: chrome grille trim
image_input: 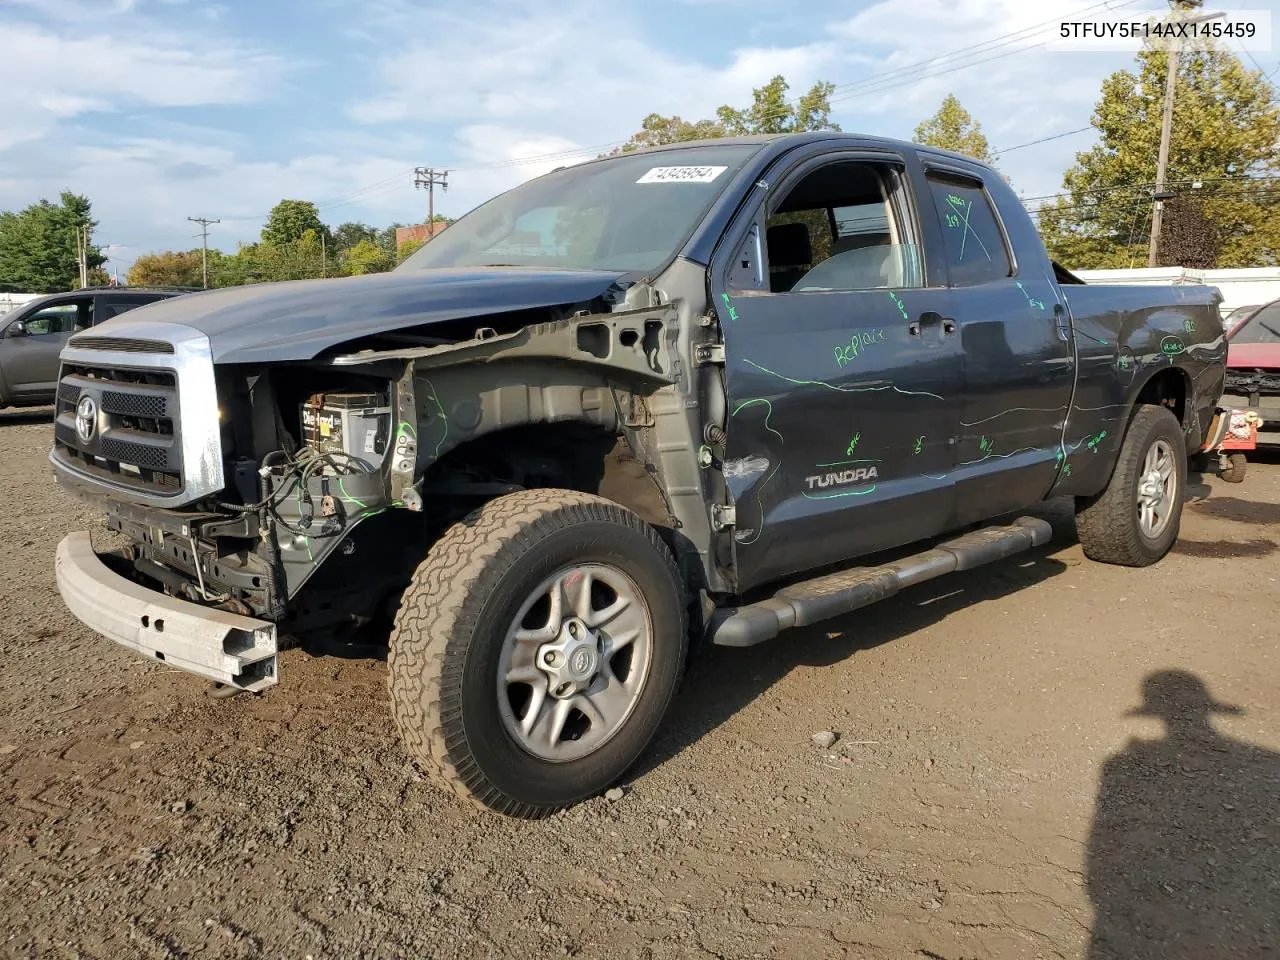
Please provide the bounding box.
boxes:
[67,335,175,354]
[50,322,224,507]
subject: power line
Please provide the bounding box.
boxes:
[992,127,1094,156]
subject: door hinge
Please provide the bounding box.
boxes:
[711,503,735,530]
[695,343,725,366]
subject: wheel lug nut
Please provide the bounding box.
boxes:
[544,651,558,666]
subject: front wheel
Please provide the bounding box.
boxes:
[1075,405,1187,566]
[387,489,687,818]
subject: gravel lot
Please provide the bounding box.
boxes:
[2,406,1278,959]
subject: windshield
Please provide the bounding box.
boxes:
[1233,303,1280,344]
[399,145,760,274]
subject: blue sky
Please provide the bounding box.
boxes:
[1,0,1276,276]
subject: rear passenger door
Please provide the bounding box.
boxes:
[712,146,964,591]
[921,165,1076,524]
[93,294,165,325]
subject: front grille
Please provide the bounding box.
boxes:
[53,361,182,494]
[101,389,167,418]
[67,335,175,354]
[100,436,170,469]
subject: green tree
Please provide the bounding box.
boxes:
[333,221,378,253]
[0,191,104,293]
[212,230,327,286]
[377,223,405,258]
[340,238,394,275]
[913,94,993,163]
[611,75,840,154]
[127,249,205,288]
[261,200,331,248]
[396,238,425,262]
[1039,40,1280,269]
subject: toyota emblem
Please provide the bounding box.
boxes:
[75,395,98,443]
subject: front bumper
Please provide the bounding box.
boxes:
[55,531,278,692]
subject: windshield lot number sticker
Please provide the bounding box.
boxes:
[637,166,728,184]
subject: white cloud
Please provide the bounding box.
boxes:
[9,0,1256,272]
[347,1,838,135]
[0,15,286,151]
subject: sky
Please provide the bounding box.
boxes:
[0,0,1276,277]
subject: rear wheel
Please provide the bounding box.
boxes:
[1076,405,1186,566]
[387,489,687,818]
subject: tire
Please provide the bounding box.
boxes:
[1220,452,1247,484]
[387,488,687,818]
[1075,405,1186,567]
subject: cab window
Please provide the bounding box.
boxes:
[926,174,1012,286]
[20,302,89,336]
[754,160,923,293]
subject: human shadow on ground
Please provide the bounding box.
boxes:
[1085,670,1280,959]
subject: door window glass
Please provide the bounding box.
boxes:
[927,175,1012,286]
[760,161,922,293]
[20,304,80,336]
[98,298,152,321]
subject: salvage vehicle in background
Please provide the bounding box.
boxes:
[1,288,184,409]
[1222,297,1280,447]
[49,133,1225,817]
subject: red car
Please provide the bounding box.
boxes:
[1222,297,1280,445]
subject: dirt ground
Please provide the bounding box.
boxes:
[2,406,1278,960]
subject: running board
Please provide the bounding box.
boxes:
[709,516,1053,647]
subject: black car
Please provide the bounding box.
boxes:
[0,288,186,408]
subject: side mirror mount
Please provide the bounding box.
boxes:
[6,321,27,338]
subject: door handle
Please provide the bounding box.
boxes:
[911,312,944,338]
[1053,303,1070,341]
[942,318,957,335]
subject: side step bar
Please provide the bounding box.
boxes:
[709,516,1053,647]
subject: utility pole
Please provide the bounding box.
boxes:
[413,167,450,232]
[75,224,90,288]
[1148,3,1223,267]
[187,216,220,288]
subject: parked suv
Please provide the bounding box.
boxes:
[0,288,185,408]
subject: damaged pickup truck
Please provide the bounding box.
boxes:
[51,133,1227,817]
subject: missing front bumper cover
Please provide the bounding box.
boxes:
[55,531,278,692]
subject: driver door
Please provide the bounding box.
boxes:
[1,298,92,400]
[711,147,964,591]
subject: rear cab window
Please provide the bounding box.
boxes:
[926,174,1012,287]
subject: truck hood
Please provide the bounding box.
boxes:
[92,267,629,364]
[1226,342,1280,370]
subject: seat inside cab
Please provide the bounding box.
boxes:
[764,161,909,293]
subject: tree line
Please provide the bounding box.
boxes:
[128,202,442,289]
[1,33,1274,294]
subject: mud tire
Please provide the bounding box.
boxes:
[1075,405,1186,567]
[387,489,686,818]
